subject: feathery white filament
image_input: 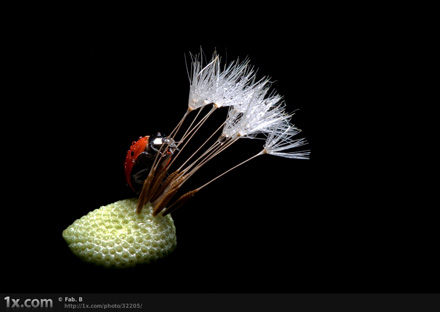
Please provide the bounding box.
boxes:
[222,90,290,139]
[187,52,260,110]
[263,123,310,159]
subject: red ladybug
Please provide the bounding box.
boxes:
[124,133,176,193]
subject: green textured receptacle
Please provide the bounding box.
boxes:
[62,198,177,268]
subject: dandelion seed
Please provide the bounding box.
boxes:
[187,51,260,110]
[222,89,290,139]
[263,123,310,160]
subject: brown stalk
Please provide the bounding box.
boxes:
[142,165,169,208]
[151,170,182,202]
[136,167,156,214]
[136,154,171,214]
[150,171,186,208]
[152,186,180,216]
[162,189,198,216]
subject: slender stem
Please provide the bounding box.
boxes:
[184,136,237,178]
[168,108,191,139]
[135,108,189,214]
[150,108,191,175]
[168,105,217,168]
[161,149,263,216]
[179,140,221,173]
[180,105,216,144]
[177,120,226,172]
[168,137,237,195]
[196,150,263,191]
[176,106,204,148]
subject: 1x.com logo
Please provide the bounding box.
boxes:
[4,296,53,309]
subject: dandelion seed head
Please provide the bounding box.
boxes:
[263,123,310,159]
[222,86,290,140]
[187,52,260,110]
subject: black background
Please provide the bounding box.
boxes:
[2,6,436,295]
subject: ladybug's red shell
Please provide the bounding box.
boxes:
[124,133,176,193]
[124,136,149,191]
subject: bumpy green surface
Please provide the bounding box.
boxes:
[63,198,177,268]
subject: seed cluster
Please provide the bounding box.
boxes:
[62,198,177,268]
